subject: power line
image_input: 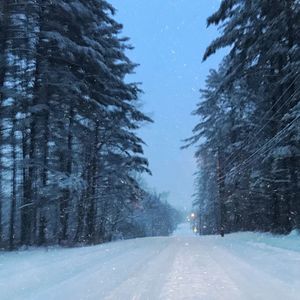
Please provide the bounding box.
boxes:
[238,117,298,168]
[217,116,299,184]
[221,74,300,172]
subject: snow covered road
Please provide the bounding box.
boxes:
[1,224,300,300]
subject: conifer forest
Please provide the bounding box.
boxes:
[187,0,300,235]
[0,0,299,249]
[0,1,180,250]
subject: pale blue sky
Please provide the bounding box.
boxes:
[110,0,225,209]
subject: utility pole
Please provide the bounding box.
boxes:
[217,149,226,233]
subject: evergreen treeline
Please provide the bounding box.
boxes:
[187,0,300,235]
[120,191,182,240]
[0,1,178,250]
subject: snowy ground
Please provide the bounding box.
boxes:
[1,224,300,300]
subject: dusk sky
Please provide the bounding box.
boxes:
[110,0,226,209]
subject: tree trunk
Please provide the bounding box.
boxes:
[59,107,73,243]
[87,121,99,244]
[0,0,10,246]
[9,119,17,250]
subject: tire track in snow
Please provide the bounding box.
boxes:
[103,238,179,300]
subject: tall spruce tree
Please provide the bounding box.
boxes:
[188,0,300,234]
[0,0,159,249]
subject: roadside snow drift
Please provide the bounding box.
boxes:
[0,224,299,300]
